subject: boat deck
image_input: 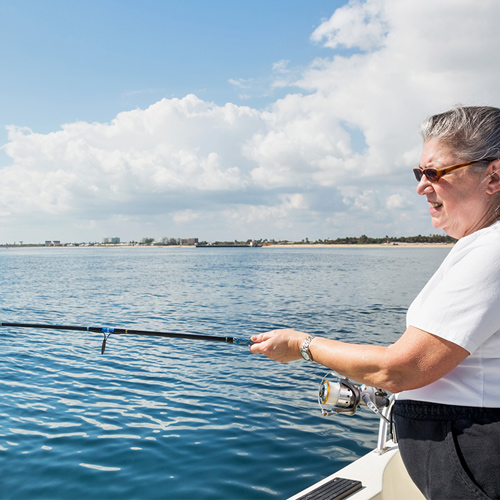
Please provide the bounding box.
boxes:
[288,441,424,500]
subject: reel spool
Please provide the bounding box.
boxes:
[318,372,391,422]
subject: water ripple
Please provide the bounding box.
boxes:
[0,246,449,499]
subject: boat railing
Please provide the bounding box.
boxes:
[375,394,395,454]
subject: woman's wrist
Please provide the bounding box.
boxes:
[299,335,315,361]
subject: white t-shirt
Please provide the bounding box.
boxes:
[396,221,500,407]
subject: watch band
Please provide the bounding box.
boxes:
[300,335,315,361]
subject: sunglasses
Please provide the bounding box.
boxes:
[413,157,497,183]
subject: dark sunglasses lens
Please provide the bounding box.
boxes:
[425,169,439,182]
[413,168,439,182]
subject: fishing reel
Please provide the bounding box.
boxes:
[318,372,391,422]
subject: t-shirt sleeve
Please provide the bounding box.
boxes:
[407,241,500,354]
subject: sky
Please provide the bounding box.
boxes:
[2,0,500,244]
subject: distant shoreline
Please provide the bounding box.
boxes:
[263,242,453,248]
[2,242,454,249]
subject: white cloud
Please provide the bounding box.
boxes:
[172,209,201,224]
[311,0,388,51]
[3,0,500,242]
[341,187,379,212]
[386,193,408,210]
[228,78,253,90]
[2,96,261,212]
[272,60,291,73]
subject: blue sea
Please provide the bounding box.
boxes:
[0,246,449,499]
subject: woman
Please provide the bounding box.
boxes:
[250,106,500,500]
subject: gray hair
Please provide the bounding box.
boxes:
[421,106,500,162]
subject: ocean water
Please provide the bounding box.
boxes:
[0,246,449,499]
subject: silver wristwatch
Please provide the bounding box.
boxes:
[300,335,315,361]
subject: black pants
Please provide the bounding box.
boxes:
[393,400,500,500]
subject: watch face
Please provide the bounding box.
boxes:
[301,350,311,361]
[301,336,314,361]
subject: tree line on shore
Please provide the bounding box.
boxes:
[201,234,457,246]
[298,234,457,245]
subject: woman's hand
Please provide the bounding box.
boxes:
[249,329,310,363]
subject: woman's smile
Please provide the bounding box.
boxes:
[428,201,442,212]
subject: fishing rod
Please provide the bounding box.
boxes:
[0,321,253,354]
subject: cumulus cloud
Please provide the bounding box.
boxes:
[385,193,409,210]
[2,96,261,213]
[2,0,500,242]
[311,0,389,51]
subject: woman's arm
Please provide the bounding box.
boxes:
[249,326,469,393]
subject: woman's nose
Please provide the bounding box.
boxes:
[416,174,433,195]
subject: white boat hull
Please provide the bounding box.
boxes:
[288,440,424,500]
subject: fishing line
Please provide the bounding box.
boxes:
[0,321,253,354]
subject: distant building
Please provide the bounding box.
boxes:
[157,237,181,245]
[157,237,173,245]
[180,238,199,246]
[102,237,120,244]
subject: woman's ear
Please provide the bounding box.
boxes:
[485,160,500,195]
